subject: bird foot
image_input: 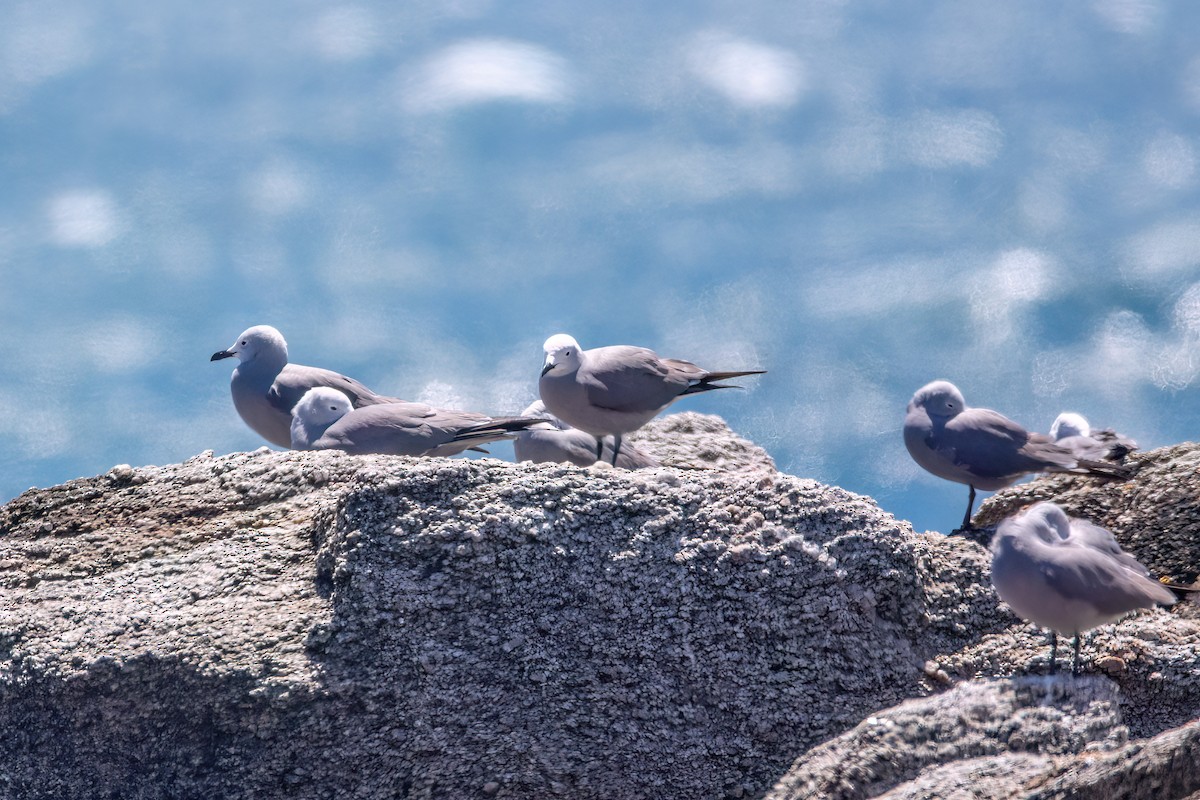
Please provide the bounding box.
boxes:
[949,525,994,547]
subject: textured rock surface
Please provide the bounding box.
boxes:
[628,411,777,473]
[768,677,1127,799]
[0,420,1197,800]
[768,676,1200,800]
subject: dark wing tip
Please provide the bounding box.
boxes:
[1076,457,1136,481]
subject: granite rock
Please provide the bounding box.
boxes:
[0,417,1197,800]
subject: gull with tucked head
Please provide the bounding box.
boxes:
[903,380,1132,532]
[512,400,659,469]
[990,501,1175,674]
[290,387,543,458]
[538,333,765,465]
[1050,411,1138,463]
[211,325,402,448]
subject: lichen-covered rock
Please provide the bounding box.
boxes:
[767,677,1200,800]
[0,427,1197,800]
[766,677,1128,800]
[0,442,942,799]
[936,606,1200,741]
[630,411,777,473]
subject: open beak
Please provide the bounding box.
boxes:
[210,350,235,361]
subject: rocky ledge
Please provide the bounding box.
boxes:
[0,413,1197,800]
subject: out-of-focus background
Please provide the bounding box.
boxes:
[3,0,1199,533]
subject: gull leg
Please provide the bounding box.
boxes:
[595,437,604,461]
[1072,632,1082,676]
[611,435,623,466]
[962,485,977,530]
[1049,630,1058,675]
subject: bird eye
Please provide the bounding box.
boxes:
[241,340,247,346]
[565,350,571,356]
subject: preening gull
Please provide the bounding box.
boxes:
[990,501,1174,674]
[538,333,764,465]
[290,387,541,458]
[903,380,1131,531]
[211,325,401,448]
[512,401,659,469]
[1050,411,1138,463]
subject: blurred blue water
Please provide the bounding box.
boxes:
[2,1,1199,534]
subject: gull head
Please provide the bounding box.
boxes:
[294,387,353,427]
[211,325,288,364]
[541,333,582,377]
[1021,501,1073,543]
[1050,412,1090,440]
[992,501,1072,554]
[908,379,966,419]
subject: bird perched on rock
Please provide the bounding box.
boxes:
[903,380,1132,531]
[290,387,542,458]
[1050,412,1138,463]
[538,333,764,465]
[211,325,401,448]
[989,501,1175,674]
[512,401,659,469]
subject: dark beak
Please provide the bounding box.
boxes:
[540,363,553,377]
[211,350,235,361]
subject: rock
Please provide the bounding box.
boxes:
[630,411,776,473]
[767,677,1200,800]
[0,425,1196,799]
[766,677,1129,800]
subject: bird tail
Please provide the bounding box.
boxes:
[680,369,767,396]
[1076,458,1136,481]
[453,416,546,442]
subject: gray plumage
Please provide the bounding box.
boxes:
[538,333,764,465]
[990,501,1174,673]
[1050,412,1139,463]
[211,325,401,448]
[291,387,541,458]
[512,401,659,469]
[903,380,1131,530]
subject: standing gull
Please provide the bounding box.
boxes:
[1050,412,1138,463]
[903,380,1131,531]
[990,501,1175,674]
[538,334,764,465]
[512,400,659,469]
[211,325,401,448]
[291,387,542,458]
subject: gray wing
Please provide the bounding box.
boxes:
[1068,519,1150,575]
[1054,435,1110,462]
[316,402,458,455]
[581,346,692,414]
[516,428,604,467]
[319,403,519,457]
[269,363,401,415]
[515,427,659,469]
[1040,547,1175,616]
[938,409,1073,480]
